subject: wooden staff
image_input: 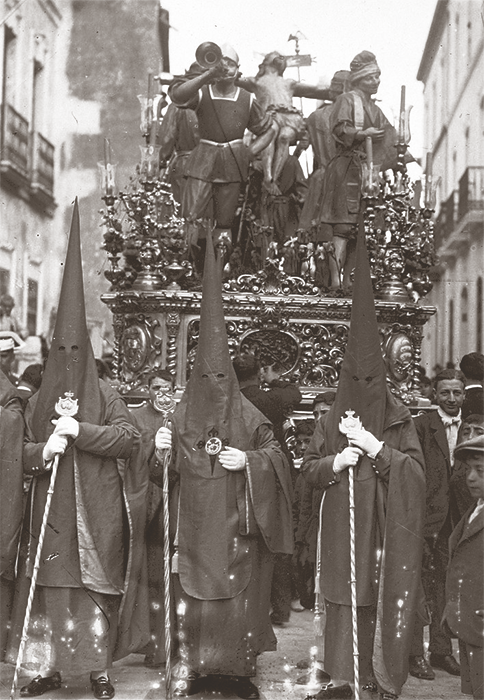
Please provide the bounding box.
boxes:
[348,464,359,700]
[162,416,173,699]
[10,455,60,700]
[339,410,362,700]
[154,402,175,700]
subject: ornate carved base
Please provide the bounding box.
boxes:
[102,288,436,406]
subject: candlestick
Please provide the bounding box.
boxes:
[104,138,111,167]
[365,135,373,166]
[424,152,433,208]
[398,86,406,143]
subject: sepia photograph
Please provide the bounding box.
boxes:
[1,0,483,698]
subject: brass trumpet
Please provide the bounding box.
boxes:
[195,42,223,70]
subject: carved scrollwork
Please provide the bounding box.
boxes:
[166,312,181,374]
[239,329,300,372]
[122,323,150,373]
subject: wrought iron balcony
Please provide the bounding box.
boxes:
[0,103,29,187]
[434,191,455,246]
[31,131,55,202]
[458,166,484,222]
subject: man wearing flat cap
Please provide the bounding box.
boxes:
[443,434,484,700]
[0,331,25,385]
[460,352,484,420]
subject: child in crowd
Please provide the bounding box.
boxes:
[443,434,484,699]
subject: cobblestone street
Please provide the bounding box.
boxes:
[1,610,462,700]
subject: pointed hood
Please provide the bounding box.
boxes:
[175,231,250,464]
[172,233,277,601]
[325,212,387,451]
[31,199,101,441]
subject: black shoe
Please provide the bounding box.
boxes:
[296,668,331,685]
[173,673,202,697]
[91,676,115,700]
[361,681,378,693]
[315,683,353,699]
[143,653,164,668]
[429,653,460,676]
[270,612,287,627]
[229,677,260,699]
[408,655,435,680]
[20,672,62,697]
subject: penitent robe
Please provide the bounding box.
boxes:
[131,400,175,666]
[7,380,150,673]
[301,394,425,696]
[171,397,293,677]
[0,371,24,658]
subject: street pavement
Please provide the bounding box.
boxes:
[1,609,462,700]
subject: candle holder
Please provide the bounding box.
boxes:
[139,144,161,180]
[361,162,381,197]
[97,162,117,197]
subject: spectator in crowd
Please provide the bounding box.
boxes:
[16,364,43,405]
[0,331,24,385]
[443,434,484,700]
[0,294,28,340]
[312,390,336,422]
[459,352,484,420]
[409,369,474,680]
[292,419,323,615]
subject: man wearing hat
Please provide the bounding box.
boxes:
[443,434,484,699]
[0,330,25,385]
[460,352,484,420]
[319,51,401,288]
[169,44,273,271]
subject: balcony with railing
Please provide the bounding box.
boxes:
[1,103,56,211]
[458,166,484,222]
[434,190,457,248]
[1,103,30,188]
[31,131,55,205]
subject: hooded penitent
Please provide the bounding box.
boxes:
[6,201,149,667]
[314,212,425,696]
[172,233,293,601]
[31,199,101,440]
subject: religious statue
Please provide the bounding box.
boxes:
[318,51,406,289]
[237,51,330,195]
[169,44,273,273]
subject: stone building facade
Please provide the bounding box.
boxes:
[1,0,163,367]
[417,0,484,371]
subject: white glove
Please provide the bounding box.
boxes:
[345,428,383,457]
[155,427,172,452]
[53,415,79,438]
[218,447,246,471]
[333,446,363,474]
[43,433,68,463]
